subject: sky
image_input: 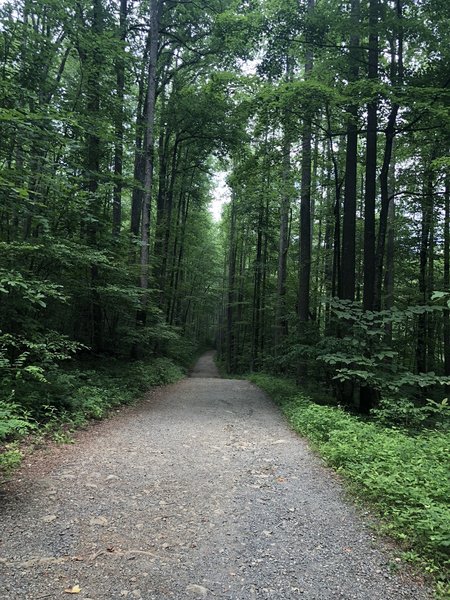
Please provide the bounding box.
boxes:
[209,171,231,222]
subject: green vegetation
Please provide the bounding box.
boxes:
[0,0,449,591]
[250,373,450,593]
[0,0,226,471]
[0,357,184,474]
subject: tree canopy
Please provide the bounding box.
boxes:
[0,0,449,436]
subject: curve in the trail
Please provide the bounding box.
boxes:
[0,353,430,599]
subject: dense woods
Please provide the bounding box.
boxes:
[1,0,232,435]
[0,0,449,584]
[216,0,450,418]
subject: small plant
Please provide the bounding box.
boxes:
[0,444,23,473]
[372,396,449,430]
[0,399,35,440]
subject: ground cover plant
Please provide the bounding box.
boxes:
[0,357,185,475]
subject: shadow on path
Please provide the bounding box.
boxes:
[190,350,220,378]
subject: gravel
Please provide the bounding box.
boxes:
[0,351,432,599]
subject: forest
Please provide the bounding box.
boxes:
[0,0,449,590]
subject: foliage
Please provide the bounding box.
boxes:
[313,300,450,404]
[250,373,450,591]
[0,0,227,460]
[372,397,450,431]
[0,357,184,475]
[0,445,24,474]
[0,400,35,440]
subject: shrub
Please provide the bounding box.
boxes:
[0,400,35,440]
[0,356,185,475]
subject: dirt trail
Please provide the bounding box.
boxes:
[0,352,431,599]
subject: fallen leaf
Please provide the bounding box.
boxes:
[186,584,208,597]
[42,515,57,523]
[90,516,108,526]
[64,585,81,594]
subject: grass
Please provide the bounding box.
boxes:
[249,372,450,597]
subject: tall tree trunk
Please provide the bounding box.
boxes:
[298,0,315,324]
[276,108,291,344]
[226,192,237,373]
[252,202,264,368]
[85,0,103,352]
[154,106,170,265]
[427,208,435,373]
[260,178,271,357]
[326,115,343,300]
[359,0,379,413]
[137,0,161,327]
[362,0,379,312]
[155,134,179,301]
[374,0,403,310]
[341,0,360,301]
[373,105,398,311]
[130,35,151,240]
[323,156,334,331]
[416,167,434,373]
[444,176,450,375]
[112,0,127,238]
[383,152,395,342]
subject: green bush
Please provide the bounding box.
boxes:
[0,400,35,440]
[62,358,184,422]
[250,373,450,588]
[0,356,185,474]
[372,396,450,431]
[0,445,23,473]
[249,373,298,405]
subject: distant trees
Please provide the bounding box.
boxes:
[1,0,449,420]
[218,0,450,412]
[0,0,240,417]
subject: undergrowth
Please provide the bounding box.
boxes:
[249,373,450,597]
[0,357,184,475]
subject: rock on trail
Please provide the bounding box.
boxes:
[0,352,431,599]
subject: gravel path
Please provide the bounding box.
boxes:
[0,352,431,600]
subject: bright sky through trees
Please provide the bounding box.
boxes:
[210,171,231,221]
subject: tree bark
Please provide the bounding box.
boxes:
[298,0,315,324]
[362,0,379,312]
[276,109,291,343]
[416,167,434,373]
[374,0,403,310]
[130,35,151,240]
[383,153,395,342]
[112,0,127,239]
[341,0,360,301]
[252,200,264,368]
[444,176,450,374]
[226,192,237,373]
[137,0,161,326]
[84,0,103,352]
